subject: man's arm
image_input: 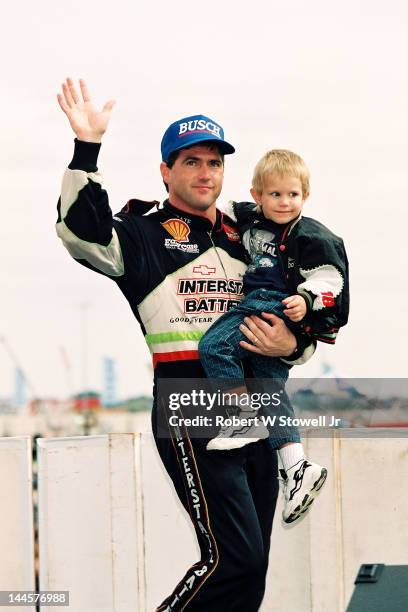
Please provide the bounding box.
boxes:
[56,78,126,277]
[56,139,125,277]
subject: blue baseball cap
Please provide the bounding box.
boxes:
[161,114,235,162]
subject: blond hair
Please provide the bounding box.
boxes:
[252,149,310,196]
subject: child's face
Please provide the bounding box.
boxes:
[251,174,308,224]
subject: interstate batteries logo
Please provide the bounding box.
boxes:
[177,277,243,313]
[162,218,199,253]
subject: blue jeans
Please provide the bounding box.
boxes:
[199,288,300,448]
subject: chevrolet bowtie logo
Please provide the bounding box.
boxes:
[193,265,216,276]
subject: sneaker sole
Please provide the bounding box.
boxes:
[206,437,260,451]
[283,468,328,525]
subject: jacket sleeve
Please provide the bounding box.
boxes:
[56,139,126,278]
[296,232,350,344]
[281,335,317,366]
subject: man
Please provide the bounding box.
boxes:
[56,78,315,611]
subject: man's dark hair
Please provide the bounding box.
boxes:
[163,143,224,193]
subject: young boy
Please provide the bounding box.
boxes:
[198,149,349,524]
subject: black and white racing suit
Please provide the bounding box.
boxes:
[56,139,315,612]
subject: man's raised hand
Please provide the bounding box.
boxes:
[57,78,115,143]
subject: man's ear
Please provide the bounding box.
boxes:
[160,162,170,184]
[250,188,261,205]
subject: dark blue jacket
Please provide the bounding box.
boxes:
[233,202,350,344]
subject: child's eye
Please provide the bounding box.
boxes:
[270,192,280,197]
[290,192,300,197]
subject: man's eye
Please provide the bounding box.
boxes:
[210,161,222,167]
[185,160,196,166]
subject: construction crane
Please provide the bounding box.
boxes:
[0,335,38,399]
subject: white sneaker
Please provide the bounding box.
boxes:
[280,459,327,524]
[206,410,269,451]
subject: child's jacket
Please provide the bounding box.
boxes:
[233,202,350,344]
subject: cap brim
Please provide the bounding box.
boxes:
[165,136,235,160]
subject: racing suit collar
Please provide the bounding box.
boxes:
[164,199,222,232]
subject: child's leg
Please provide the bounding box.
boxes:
[199,301,268,450]
[198,303,251,389]
[278,442,305,471]
[249,354,328,525]
[201,290,291,450]
[278,456,327,525]
[199,288,291,385]
[248,353,300,449]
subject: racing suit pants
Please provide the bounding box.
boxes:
[152,400,279,612]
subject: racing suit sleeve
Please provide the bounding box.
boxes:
[56,139,127,278]
[281,335,316,366]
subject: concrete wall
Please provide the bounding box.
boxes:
[135,432,408,611]
[0,436,35,612]
[1,431,408,611]
[37,434,144,612]
[0,411,151,438]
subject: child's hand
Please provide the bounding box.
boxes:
[282,295,307,322]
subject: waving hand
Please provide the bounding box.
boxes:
[57,78,115,143]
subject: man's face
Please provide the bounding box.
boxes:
[160,145,224,212]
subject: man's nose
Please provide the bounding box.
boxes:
[198,164,211,180]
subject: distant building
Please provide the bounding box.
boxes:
[73,391,102,412]
[120,396,152,413]
[0,398,17,414]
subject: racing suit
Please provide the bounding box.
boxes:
[56,139,315,612]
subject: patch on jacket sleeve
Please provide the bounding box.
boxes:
[298,264,344,311]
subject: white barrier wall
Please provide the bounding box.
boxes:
[140,431,408,612]
[262,435,346,611]
[339,436,408,608]
[37,434,144,612]
[0,411,151,438]
[1,431,407,611]
[0,436,35,612]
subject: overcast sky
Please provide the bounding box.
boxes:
[1,0,407,400]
